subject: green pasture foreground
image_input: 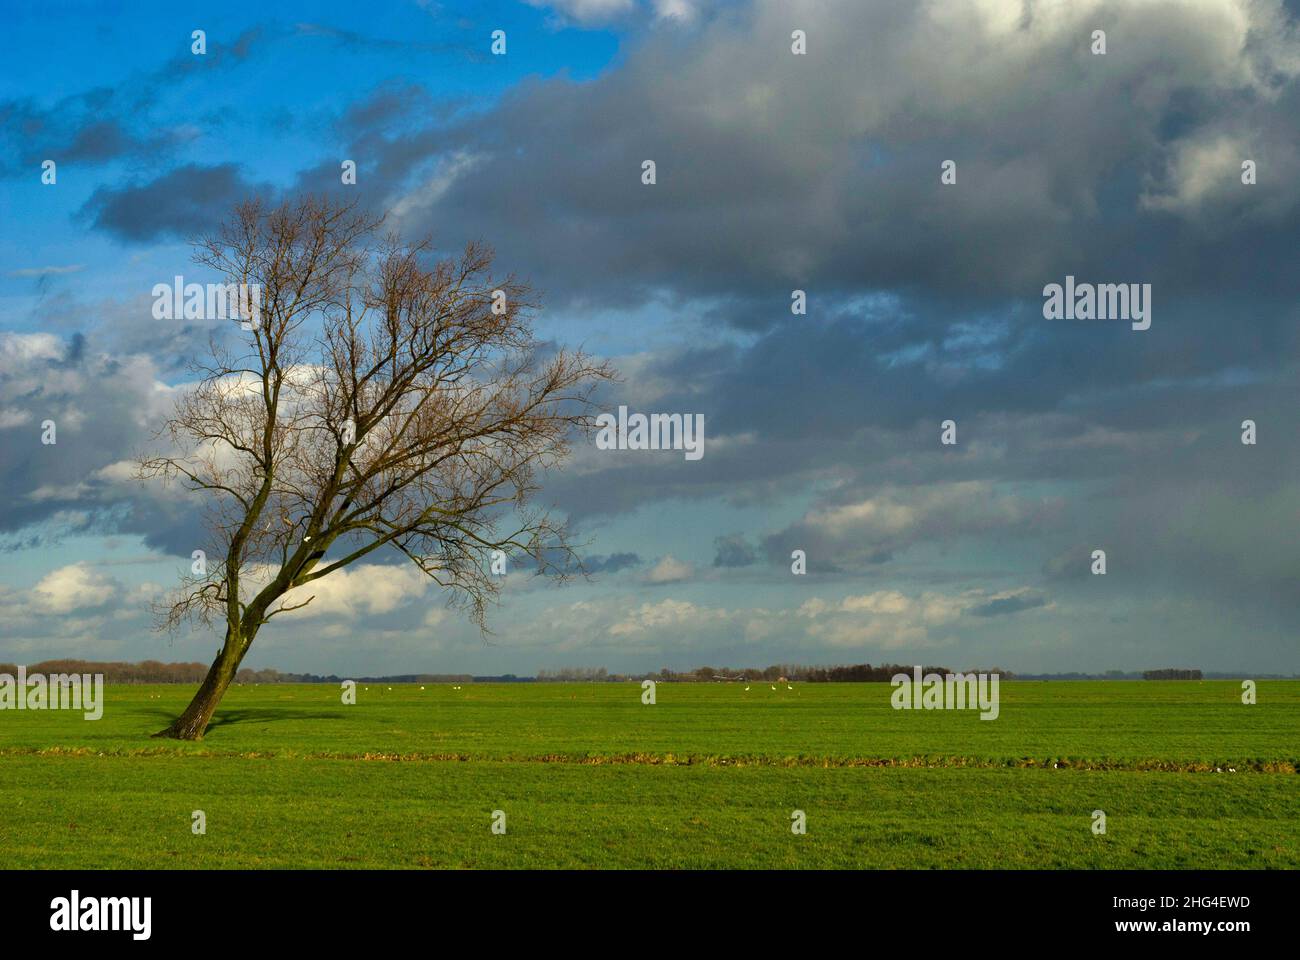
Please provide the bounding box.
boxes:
[2,757,1294,869]
[0,681,1295,868]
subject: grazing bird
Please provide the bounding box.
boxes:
[744,686,750,691]
[770,685,776,691]
[787,685,793,690]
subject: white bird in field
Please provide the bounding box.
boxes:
[787,685,793,690]
[420,686,425,690]
[744,686,750,691]
[770,685,776,691]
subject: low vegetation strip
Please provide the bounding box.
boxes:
[2,744,1295,772]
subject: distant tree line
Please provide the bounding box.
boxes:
[537,664,973,682]
[1142,668,1203,680]
[0,660,478,685]
[791,664,964,682]
[1017,670,1139,680]
[568,663,1012,682]
[0,660,211,683]
[2,660,1246,685]
[668,663,1013,682]
[537,667,609,681]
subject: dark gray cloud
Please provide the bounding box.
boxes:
[78,163,274,243]
[583,551,642,573]
[379,0,1300,312]
[0,331,207,556]
[712,533,757,567]
[969,590,1050,618]
[311,0,1300,630]
[0,94,168,177]
[338,84,446,138]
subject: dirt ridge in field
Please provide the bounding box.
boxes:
[3,745,1295,773]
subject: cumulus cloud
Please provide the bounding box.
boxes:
[31,563,119,613]
[610,597,728,637]
[597,584,1047,650]
[797,587,1050,649]
[0,327,229,560]
[387,0,1300,311]
[765,482,1063,569]
[274,564,434,619]
[0,561,161,661]
[643,555,695,583]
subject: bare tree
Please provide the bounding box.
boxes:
[140,196,613,739]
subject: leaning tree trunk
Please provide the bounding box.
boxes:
[154,623,253,740]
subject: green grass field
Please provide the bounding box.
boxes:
[1,681,1295,868]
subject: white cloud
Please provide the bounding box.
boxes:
[559,584,1044,652]
[610,597,730,636]
[800,589,974,649]
[643,554,695,583]
[389,151,481,227]
[31,563,118,613]
[276,563,432,619]
[526,0,636,24]
[0,332,64,366]
[651,0,699,21]
[779,482,1062,566]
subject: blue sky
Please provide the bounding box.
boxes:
[2,0,1299,677]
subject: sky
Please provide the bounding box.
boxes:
[1,0,1298,677]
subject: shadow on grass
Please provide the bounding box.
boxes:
[208,709,348,729]
[134,707,348,730]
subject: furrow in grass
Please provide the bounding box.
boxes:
[1,745,1294,772]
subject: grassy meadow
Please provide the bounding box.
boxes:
[0,680,1295,868]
